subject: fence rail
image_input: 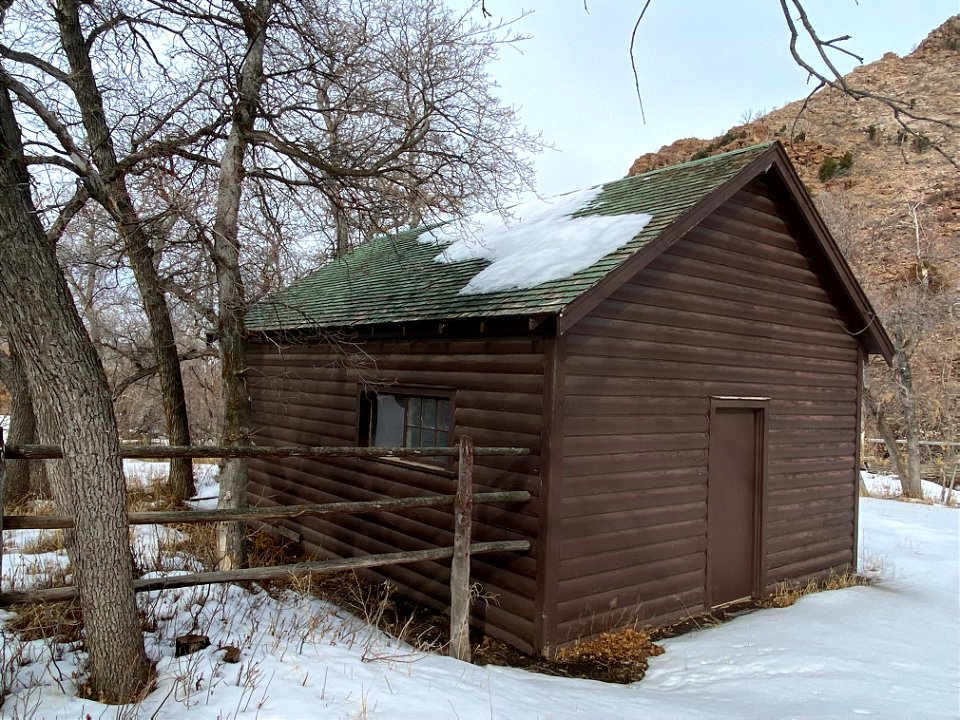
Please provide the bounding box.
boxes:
[866,438,960,449]
[0,433,530,662]
[3,443,528,460]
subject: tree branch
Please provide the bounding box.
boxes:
[112,348,216,399]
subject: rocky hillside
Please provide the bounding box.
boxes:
[629,17,959,446]
[629,17,959,285]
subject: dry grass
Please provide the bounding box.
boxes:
[761,570,869,609]
[555,627,664,667]
[16,530,65,556]
[4,600,84,645]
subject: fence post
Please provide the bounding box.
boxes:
[1,428,5,604]
[449,434,474,661]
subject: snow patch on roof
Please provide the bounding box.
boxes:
[419,187,653,295]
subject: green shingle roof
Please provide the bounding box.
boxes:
[245,143,774,332]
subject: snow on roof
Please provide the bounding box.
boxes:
[419,187,653,295]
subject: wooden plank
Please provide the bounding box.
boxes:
[559,552,704,605]
[564,448,709,478]
[566,334,857,376]
[564,413,708,437]
[562,394,708,417]
[563,465,708,499]
[560,518,705,557]
[565,374,859,401]
[4,444,530,461]
[455,407,543,436]
[561,482,707,520]
[668,238,826,295]
[633,267,844,322]
[365,354,544,374]
[573,313,856,362]
[555,586,705,645]
[559,534,705,581]
[563,432,707,458]
[453,390,543,415]
[654,249,833,304]
[688,220,810,267]
[561,499,705,539]
[3,490,531,530]
[0,539,531,606]
[766,537,854,572]
[449,436,474,661]
[591,297,857,352]
[566,354,856,388]
[610,281,849,337]
[706,199,797,237]
[766,552,855,585]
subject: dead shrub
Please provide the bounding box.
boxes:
[556,627,664,665]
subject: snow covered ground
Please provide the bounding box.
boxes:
[0,464,957,719]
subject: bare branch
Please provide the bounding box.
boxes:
[47,185,90,244]
[779,0,957,167]
[112,347,216,399]
[628,0,653,124]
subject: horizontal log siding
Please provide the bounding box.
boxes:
[556,179,861,643]
[246,337,544,653]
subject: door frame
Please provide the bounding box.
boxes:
[705,397,769,608]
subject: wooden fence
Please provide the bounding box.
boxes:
[0,432,530,661]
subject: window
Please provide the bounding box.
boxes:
[360,391,452,452]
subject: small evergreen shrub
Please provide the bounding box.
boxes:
[818,151,853,182]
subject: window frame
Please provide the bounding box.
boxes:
[357,385,456,473]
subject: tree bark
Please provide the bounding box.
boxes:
[0,82,150,703]
[0,341,48,503]
[53,0,194,500]
[212,0,273,570]
[894,346,924,499]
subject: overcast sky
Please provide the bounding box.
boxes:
[451,0,958,198]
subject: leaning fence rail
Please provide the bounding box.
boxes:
[0,432,530,662]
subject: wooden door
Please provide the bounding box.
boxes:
[707,401,765,607]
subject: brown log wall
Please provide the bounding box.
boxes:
[556,177,861,644]
[246,337,544,653]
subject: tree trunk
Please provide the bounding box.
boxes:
[54,0,194,500]
[863,365,910,482]
[0,83,150,703]
[894,347,924,499]
[212,0,273,570]
[1,341,49,503]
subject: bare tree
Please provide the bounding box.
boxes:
[821,189,956,500]
[0,81,150,703]
[0,0,198,499]
[0,339,49,503]
[134,0,540,567]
